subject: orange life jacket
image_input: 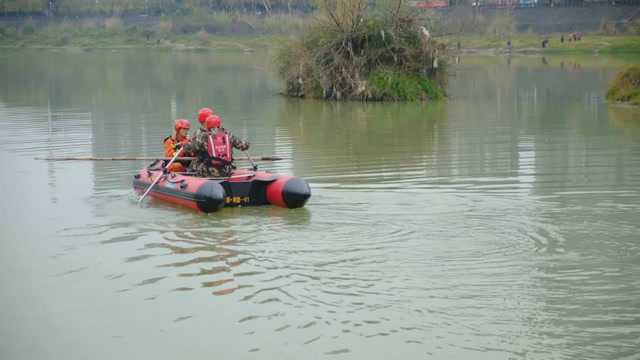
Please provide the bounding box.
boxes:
[163,135,190,157]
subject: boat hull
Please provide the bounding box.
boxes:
[133,168,310,213]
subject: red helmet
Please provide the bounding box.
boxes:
[174,119,191,132]
[204,114,222,130]
[197,107,214,124]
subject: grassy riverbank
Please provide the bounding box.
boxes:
[443,34,640,54]
[0,14,301,50]
[2,13,639,54]
[3,28,639,55]
[0,29,286,51]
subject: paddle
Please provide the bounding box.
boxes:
[244,150,258,171]
[138,148,183,204]
[34,156,284,161]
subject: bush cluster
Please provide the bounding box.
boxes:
[607,66,640,105]
[276,0,446,101]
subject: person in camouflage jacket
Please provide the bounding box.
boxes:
[182,114,249,178]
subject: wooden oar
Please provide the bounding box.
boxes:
[138,148,183,204]
[34,156,284,161]
[243,150,258,171]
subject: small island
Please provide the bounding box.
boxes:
[276,0,446,101]
[607,66,640,106]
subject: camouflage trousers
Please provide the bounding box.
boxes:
[188,160,230,178]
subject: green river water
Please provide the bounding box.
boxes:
[0,49,639,359]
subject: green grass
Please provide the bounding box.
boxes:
[369,69,443,101]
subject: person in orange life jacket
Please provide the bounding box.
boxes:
[183,114,250,178]
[163,119,192,173]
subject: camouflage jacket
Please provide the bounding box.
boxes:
[183,127,250,177]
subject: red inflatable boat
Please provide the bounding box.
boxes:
[132,166,311,213]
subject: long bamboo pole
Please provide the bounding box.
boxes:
[34,156,284,161]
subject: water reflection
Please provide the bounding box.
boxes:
[609,105,640,131]
[275,99,444,186]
